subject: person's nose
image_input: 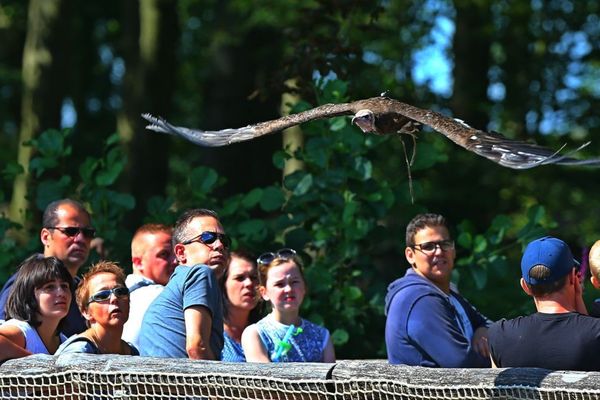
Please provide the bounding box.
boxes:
[73,230,88,243]
[211,238,225,251]
[432,243,445,255]
[109,292,120,303]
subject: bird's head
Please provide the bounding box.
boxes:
[351,109,376,133]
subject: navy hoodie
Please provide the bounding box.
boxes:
[384,268,490,367]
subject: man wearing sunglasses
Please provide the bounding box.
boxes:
[139,209,229,360]
[385,213,491,367]
[0,199,94,336]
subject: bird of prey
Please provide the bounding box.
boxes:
[142,96,600,169]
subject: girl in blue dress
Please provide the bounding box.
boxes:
[242,249,335,363]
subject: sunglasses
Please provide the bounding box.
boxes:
[182,231,231,249]
[87,286,130,305]
[47,226,96,239]
[257,248,297,265]
[412,240,455,254]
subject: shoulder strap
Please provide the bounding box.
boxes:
[128,280,155,293]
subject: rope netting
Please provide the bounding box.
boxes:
[2,370,600,400]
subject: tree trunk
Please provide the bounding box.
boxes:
[451,0,492,129]
[281,79,304,178]
[117,0,178,228]
[10,0,70,228]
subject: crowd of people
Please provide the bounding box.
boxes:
[0,199,334,363]
[2,198,600,372]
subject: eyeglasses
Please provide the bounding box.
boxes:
[412,240,455,254]
[257,248,297,265]
[87,286,129,305]
[46,226,96,239]
[182,231,231,249]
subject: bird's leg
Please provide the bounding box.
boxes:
[407,132,417,166]
[400,137,415,204]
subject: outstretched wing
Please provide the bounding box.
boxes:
[369,98,600,169]
[142,102,363,147]
[143,96,600,169]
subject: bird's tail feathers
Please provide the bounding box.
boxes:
[141,113,177,136]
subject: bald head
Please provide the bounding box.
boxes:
[131,224,175,285]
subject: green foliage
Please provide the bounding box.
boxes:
[0,129,136,275]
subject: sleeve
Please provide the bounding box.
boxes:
[182,266,219,317]
[406,294,487,368]
[321,328,330,352]
[487,320,503,366]
[58,338,98,355]
[454,292,492,330]
[0,275,16,320]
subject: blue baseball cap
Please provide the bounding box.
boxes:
[521,236,579,285]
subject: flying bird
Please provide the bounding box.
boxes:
[142,97,600,169]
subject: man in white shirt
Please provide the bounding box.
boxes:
[122,223,175,348]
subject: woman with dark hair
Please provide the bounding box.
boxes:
[0,255,73,361]
[56,261,138,355]
[220,250,260,361]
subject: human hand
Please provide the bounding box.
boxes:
[472,326,490,358]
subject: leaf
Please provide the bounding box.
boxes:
[473,235,488,253]
[272,150,289,169]
[284,227,312,249]
[343,286,363,301]
[292,173,313,196]
[237,219,267,240]
[353,157,372,179]
[79,157,98,183]
[470,266,488,290]
[190,166,219,193]
[260,186,285,211]
[456,231,472,248]
[329,117,347,131]
[527,204,546,225]
[95,158,124,186]
[331,328,349,346]
[243,188,263,208]
[35,177,71,211]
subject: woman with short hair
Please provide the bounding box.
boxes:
[56,261,138,355]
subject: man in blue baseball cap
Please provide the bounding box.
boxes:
[488,236,600,371]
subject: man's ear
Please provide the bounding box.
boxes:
[174,243,187,264]
[520,278,533,296]
[405,247,416,267]
[591,275,600,289]
[40,228,52,247]
[132,256,143,272]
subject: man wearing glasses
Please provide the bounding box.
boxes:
[384,213,491,367]
[0,198,94,336]
[138,209,229,360]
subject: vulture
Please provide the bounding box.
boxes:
[142,96,600,169]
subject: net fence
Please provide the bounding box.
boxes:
[2,355,600,400]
